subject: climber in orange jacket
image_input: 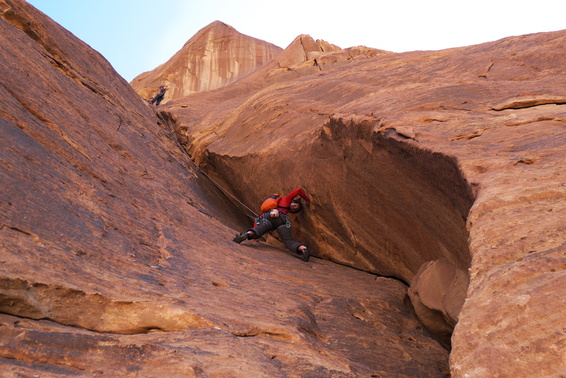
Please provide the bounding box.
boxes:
[233,188,311,262]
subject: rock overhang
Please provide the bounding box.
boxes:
[161,27,566,375]
[2,1,565,375]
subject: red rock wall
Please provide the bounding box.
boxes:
[0,1,451,376]
[162,28,566,377]
[2,0,565,375]
[130,21,283,101]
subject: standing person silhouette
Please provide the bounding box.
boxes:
[149,85,167,106]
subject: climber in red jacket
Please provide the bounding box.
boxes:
[233,188,311,262]
[275,187,310,214]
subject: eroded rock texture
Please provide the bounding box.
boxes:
[130,20,283,101]
[2,0,565,375]
[1,1,449,376]
[158,23,566,377]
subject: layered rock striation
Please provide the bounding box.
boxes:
[1,1,451,376]
[160,24,566,377]
[130,20,283,101]
[1,0,565,375]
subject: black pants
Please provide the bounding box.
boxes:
[150,94,164,105]
[249,213,302,253]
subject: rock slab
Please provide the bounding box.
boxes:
[159,23,566,377]
[0,1,449,376]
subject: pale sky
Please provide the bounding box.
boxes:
[26,0,565,82]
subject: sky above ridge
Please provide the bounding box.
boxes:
[27,0,566,82]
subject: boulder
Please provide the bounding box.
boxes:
[408,259,469,346]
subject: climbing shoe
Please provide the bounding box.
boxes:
[232,233,249,244]
[300,247,310,262]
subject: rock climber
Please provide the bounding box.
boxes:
[233,188,311,262]
[149,85,168,106]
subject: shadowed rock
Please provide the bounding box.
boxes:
[159,23,566,377]
[1,1,451,376]
[2,0,565,375]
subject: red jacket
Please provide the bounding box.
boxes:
[277,188,310,214]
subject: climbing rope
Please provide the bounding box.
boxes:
[154,110,259,220]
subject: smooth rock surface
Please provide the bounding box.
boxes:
[1,1,449,376]
[130,20,283,102]
[2,0,565,375]
[160,25,566,376]
[408,259,469,347]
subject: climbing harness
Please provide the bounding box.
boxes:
[153,111,258,220]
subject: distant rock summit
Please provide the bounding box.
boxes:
[131,21,391,103]
[131,21,283,100]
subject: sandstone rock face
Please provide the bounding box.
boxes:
[130,21,283,102]
[244,33,392,86]
[274,34,341,68]
[2,0,565,375]
[0,1,450,376]
[161,27,566,377]
[273,34,391,72]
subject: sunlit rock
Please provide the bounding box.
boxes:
[162,24,566,377]
[130,20,283,101]
[0,1,451,376]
